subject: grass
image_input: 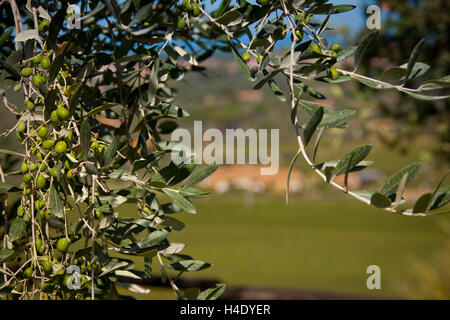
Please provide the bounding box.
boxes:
[120,195,449,299]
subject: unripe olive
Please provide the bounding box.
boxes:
[40,57,51,69]
[257,54,263,64]
[49,168,58,177]
[29,162,37,171]
[56,106,70,120]
[36,175,47,189]
[30,147,37,155]
[38,20,50,33]
[329,67,339,80]
[56,238,70,253]
[32,75,42,87]
[311,43,321,54]
[50,111,60,123]
[242,52,251,62]
[295,29,303,41]
[32,55,41,65]
[23,267,33,279]
[37,126,49,138]
[95,210,102,219]
[21,162,29,173]
[55,141,68,154]
[43,139,55,150]
[192,4,200,16]
[14,84,22,92]
[23,173,32,184]
[17,121,26,133]
[182,0,192,10]
[21,67,33,77]
[331,43,341,52]
[35,199,45,210]
[67,169,75,179]
[25,100,34,110]
[36,152,43,161]
[90,140,99,150]
[17,205,25,217]
[41,260,52,274]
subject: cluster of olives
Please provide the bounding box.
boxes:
[182,0,200,17]
[18,51,52,95]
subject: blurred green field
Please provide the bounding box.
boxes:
[120,196,449,299]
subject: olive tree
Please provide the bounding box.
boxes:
[0,0,449,300]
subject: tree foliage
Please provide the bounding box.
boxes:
[0,0,448,300]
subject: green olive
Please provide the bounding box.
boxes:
[192,4,200,16]
[41,260,52,274]
[21,162,29,173]
[56,106,70,120]
[26,100,35,110]
[329,67,339,80]
[331,43,341,52]
[40,57,51,69]
[257,54,263,64]
[90,140,99,150]
[17,121,26,133]
[32,55,41,65]
[17,205,25,217]
[36,175,47,189]
[56,238,70,253]
[311,43,321,54]
[32,75,42,87]
[50,110,60,123]
[55,141,68,154]
[49,168,58,177]
[66,169,75,179]
[242,52,251,62]
[38,20,50,33]
[43,139,55,150]
[29,162,38,171]
[14,84,22,92]
[37,126,49,138]
[23,173,32,184]
[23,267,33,279]
[21,67,33,77]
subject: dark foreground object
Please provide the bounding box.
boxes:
[117,275,381,300]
